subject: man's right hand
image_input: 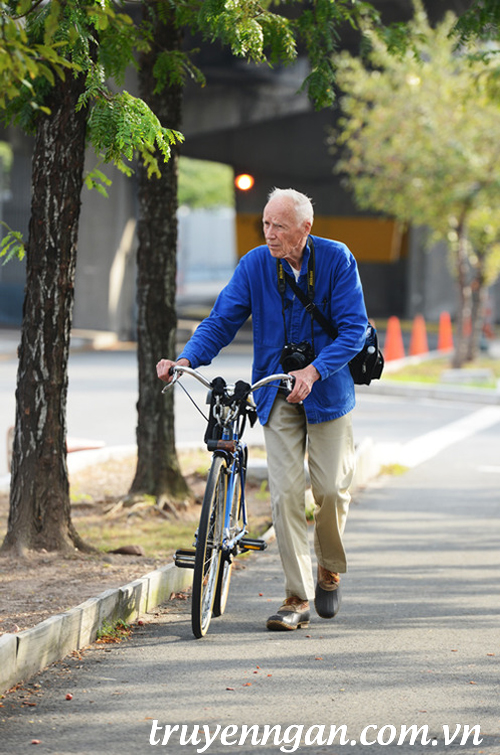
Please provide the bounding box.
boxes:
[156,357,190,383]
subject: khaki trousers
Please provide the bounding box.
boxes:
[263,393,355,602]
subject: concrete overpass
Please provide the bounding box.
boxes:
[178,0,477,319]
[2,0,492,334]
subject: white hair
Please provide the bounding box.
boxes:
[267,187,314,225]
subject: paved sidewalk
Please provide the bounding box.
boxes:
[1,325,499,708]
[0,418,498,754]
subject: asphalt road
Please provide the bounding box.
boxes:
[1,402,499,754]
[0,342,495,477]
[1,338,500,753]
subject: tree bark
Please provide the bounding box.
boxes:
[451,222,472,369]
[130,2,190,507]
[1,70,90,555]
[466,262,486,362]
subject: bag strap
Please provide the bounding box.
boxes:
[277,236,335,350]
[283,269,339,341]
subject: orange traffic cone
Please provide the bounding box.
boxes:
[383,316,405,361]
[438,311,453,351]
[409,314,428,356]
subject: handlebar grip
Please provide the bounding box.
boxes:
[281,375,295,395]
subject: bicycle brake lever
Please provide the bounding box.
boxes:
[161,366,181,392]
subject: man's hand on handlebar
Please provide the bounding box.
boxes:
[286,363,320,404]
[156,357,191,383]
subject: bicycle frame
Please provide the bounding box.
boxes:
[165,366,293,636]
[221,446,247,549]
[166,364,294,545]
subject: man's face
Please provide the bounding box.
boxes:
[262,198,310,266]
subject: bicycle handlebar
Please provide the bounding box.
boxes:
[163,365,294,395]
[166,364,212,390]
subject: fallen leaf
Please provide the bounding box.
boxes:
[31,741,41,746]
[226,687,235,691]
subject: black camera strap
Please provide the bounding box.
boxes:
[284,271,340,341]
[277,237,338,350]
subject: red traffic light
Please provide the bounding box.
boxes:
[235,174,255,191]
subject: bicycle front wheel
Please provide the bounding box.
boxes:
[191,455,226,638]
[213,465,244,617]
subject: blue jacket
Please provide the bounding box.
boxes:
[178,235,368,425]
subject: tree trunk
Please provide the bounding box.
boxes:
[130,2,190,507]
[1,71,91,555]
[451,222,471,369]
[466,261,486,362]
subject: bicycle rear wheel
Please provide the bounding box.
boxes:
[213,465,244,617]
[191,455,226,638]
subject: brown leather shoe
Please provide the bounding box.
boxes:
[266,596,311,631]
[314,565,341,619]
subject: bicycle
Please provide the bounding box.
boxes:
[164,366,294,638]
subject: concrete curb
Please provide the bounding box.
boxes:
[0,561,192,694]
[0,437,380,694]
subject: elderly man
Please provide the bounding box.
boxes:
[157,188,368,631]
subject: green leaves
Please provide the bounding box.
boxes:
[178,157,234,208]
[195,0,292,63]
[2,1,183,178]
[333,0,500,300]
[87,90,184,179]
[153,50,205,91]
[84,166,113,197]
[0,1,75,112]
[453,0,500,44]
[182,0,377,109]
[335,2,500,226]
[0,223,25,264]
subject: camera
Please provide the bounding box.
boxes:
[280,341,315,373]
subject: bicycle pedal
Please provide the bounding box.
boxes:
[174,549,196,569]
[239,537,267,552]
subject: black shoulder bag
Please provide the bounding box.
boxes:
[277,239,384,386]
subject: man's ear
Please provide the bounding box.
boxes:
[304,220,312,235]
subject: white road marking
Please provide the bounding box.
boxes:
[397,406,500,468]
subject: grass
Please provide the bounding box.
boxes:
[0,446,272,561]
[73,512,198,561]
[96,619,133,643]
[383,354,500,389]
[70,446,271,560]
[380,463,408,477]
